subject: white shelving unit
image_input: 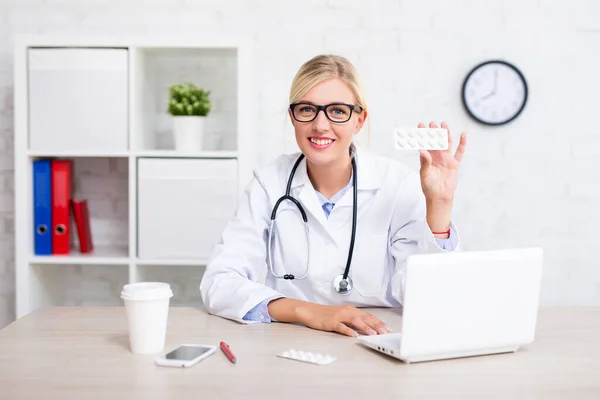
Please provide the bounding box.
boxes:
[13,34,257,318]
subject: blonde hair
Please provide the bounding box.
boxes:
[288,54,370,147]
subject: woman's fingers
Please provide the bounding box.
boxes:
[363,313,391,334]
[419,149,432,172]
[454,132,467,162]
[348,316,378,336]
[344,312,390,336]
[334,322,358,337]
[441,121,453,154]
[318,306,391,337]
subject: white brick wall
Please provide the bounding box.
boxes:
[1,0,599,328]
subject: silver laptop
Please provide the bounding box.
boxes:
[357,247,543,363]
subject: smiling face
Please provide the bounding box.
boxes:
[289,78,367,167]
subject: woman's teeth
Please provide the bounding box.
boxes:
[310,138,333,145]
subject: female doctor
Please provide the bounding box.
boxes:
[200,54,467,337]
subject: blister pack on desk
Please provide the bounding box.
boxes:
[277,349,336,365]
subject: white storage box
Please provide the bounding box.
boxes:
[28,48,129,154]
[137,158,238,260]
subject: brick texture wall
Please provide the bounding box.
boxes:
[1,0,599,327]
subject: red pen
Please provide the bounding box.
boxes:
[220,341,237,364]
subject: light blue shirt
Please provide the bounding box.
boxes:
[242,175,457,323]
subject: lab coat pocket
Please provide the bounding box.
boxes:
[351,232,391,298]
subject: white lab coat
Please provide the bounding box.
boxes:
[199,146,460,323]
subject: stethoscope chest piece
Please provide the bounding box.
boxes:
[333,274,353,295]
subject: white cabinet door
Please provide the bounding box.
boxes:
[137,158,238,260]
[28,48,128,154]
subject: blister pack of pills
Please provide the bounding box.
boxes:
[277,349,337,365]
[394,127,449,150]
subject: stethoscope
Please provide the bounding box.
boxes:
[266,153,358,295]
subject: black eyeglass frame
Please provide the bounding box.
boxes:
[289,102,363,123]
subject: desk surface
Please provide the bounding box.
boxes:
[1,307,599,399]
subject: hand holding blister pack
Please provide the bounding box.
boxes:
[394,127,449,150]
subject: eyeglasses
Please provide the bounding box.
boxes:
[289,102,363,123]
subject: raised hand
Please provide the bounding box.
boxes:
[418,121,467,204]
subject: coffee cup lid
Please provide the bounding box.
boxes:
[121,282,173,301]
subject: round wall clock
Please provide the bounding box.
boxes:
[461,60,528,126]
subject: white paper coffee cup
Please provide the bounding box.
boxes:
[121,282,173,354]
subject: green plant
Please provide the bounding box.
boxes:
[167,82,211,116]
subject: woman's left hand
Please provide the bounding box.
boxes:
[418,121,467,204]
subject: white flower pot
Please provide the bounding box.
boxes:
[172,116,205,152]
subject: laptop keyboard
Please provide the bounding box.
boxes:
[376,333,403,347]
[361,332,402,347]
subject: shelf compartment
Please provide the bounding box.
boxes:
[29,264,129,308]
[30,157,130,260]
[27,47,129,154]
[136,157,237,261]
[131,46,238,152]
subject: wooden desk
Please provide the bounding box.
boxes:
[1,307,599,399]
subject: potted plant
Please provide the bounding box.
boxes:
[167,82,212,152]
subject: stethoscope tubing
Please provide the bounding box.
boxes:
[266,153,357,287]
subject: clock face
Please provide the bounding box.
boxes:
[462,60,528,125]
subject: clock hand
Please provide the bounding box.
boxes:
[493,69,498,92]
[481,91,495,101]
[480,71,499,101]
[480,70,499,101]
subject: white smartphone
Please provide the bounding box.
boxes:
[154,344,217,368]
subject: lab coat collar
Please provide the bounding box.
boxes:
[289,145,382,191]
[283,145,381,243]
